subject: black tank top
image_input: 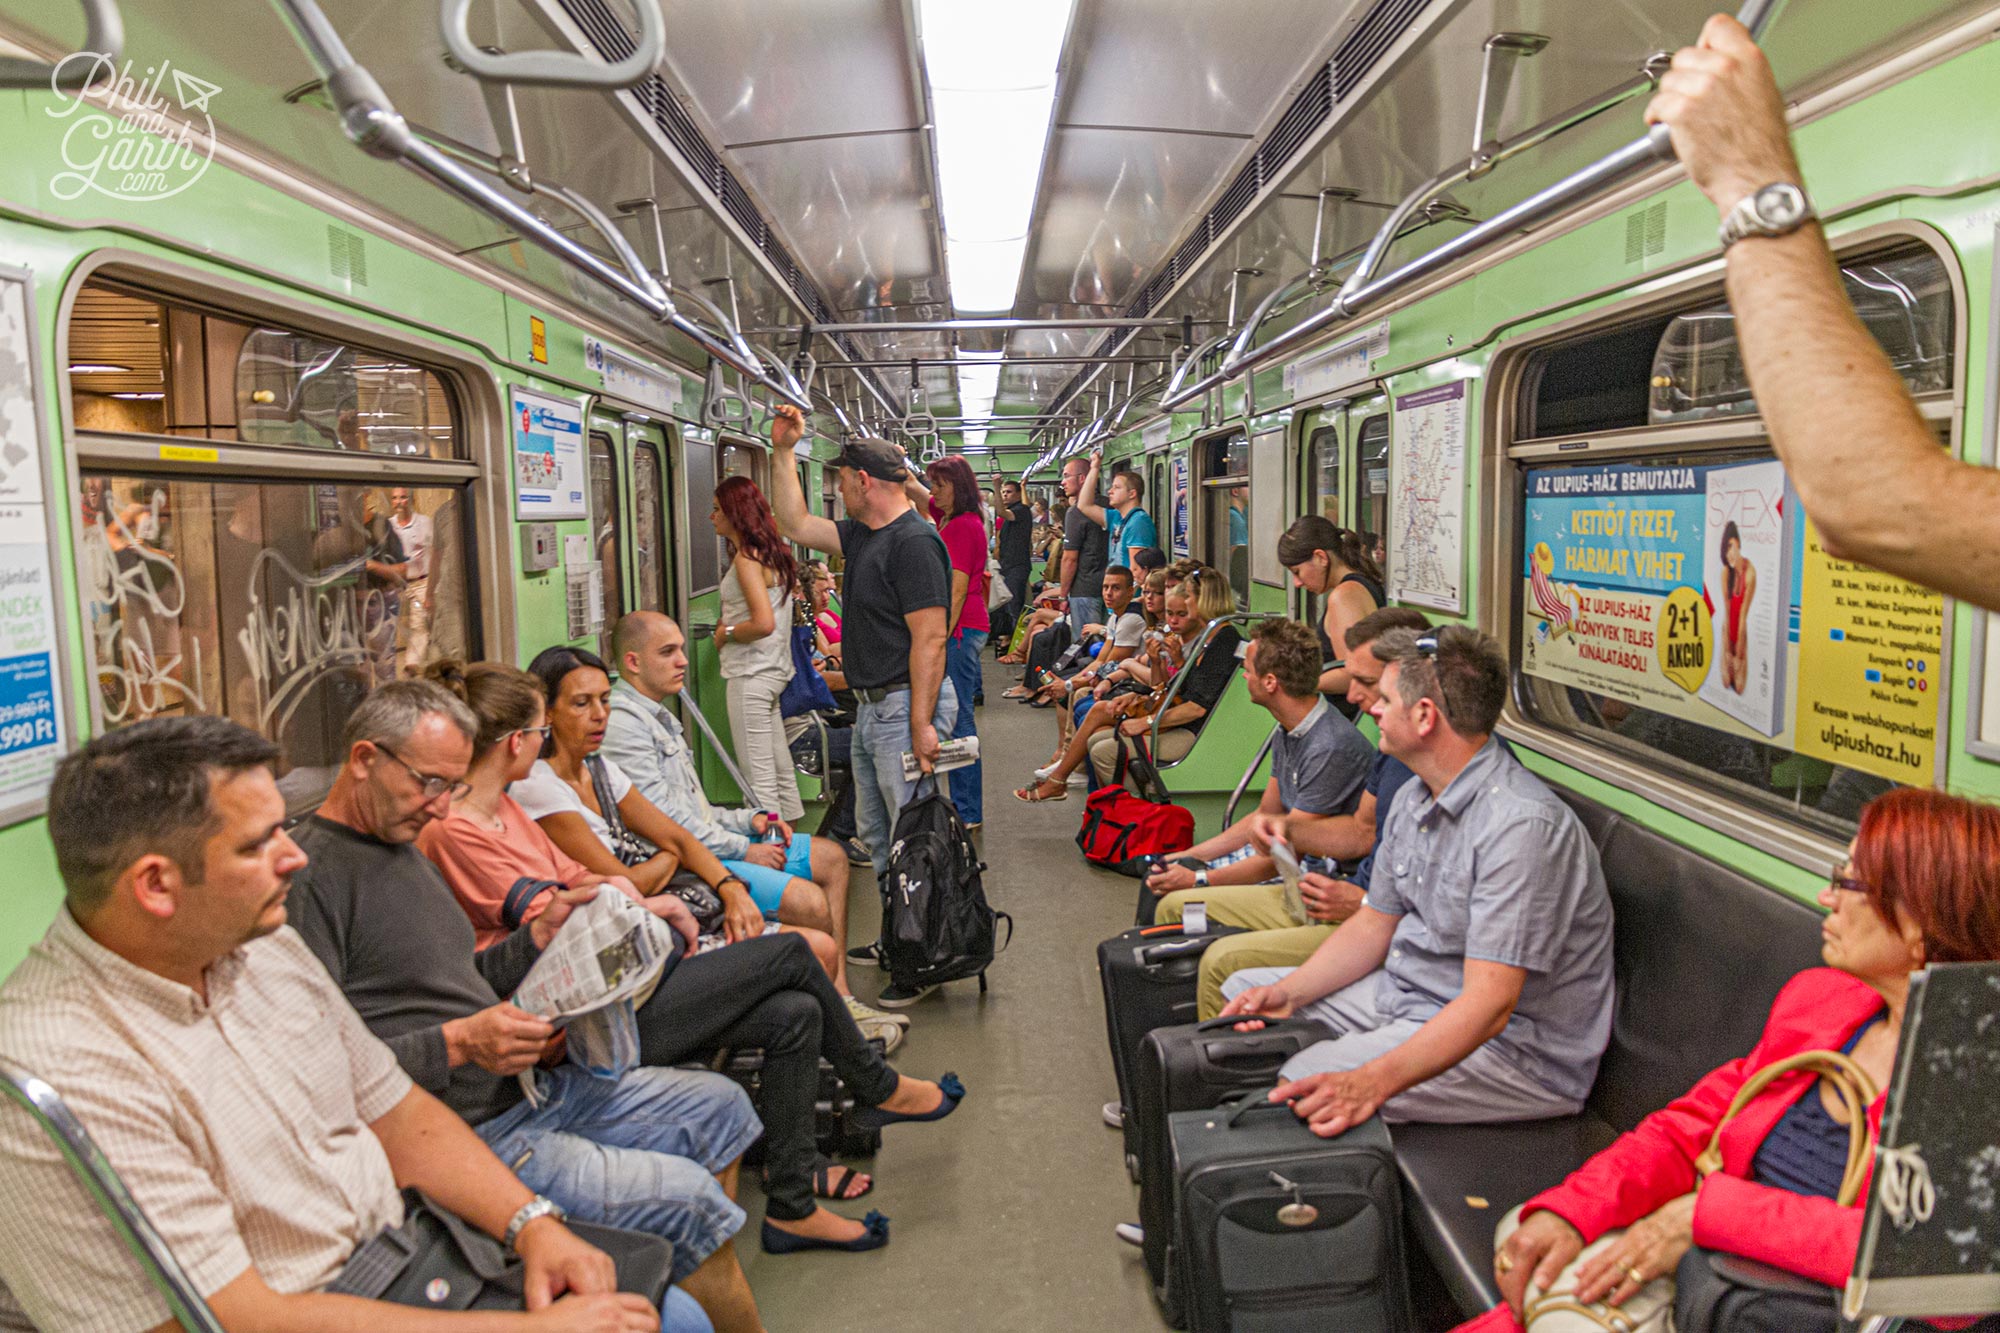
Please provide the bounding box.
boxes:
[1321,572,1385,718]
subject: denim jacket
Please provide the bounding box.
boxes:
[600,680,760,860]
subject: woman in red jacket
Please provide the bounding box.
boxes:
[1486,787,2000,1331]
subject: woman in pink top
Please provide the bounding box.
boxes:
[925,454,989,827]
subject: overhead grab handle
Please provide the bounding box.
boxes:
[0,0,123,90]
[1219,0,1786,389]
[439,0,666,89]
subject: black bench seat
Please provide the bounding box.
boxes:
[1389,787,1828,1316]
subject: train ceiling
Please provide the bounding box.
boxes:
[3,0,1991,453]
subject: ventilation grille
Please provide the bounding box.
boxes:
[1333,0,1434,100]
[328,224,368,286]
[1624,202,1668,264]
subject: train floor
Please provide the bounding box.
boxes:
[737,653,1166,1330]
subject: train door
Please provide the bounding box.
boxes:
[586,414,626,660]
[1349,397,1391,586]
[1193,428,1250,608]
[1293,392,1389,621]
[629,422,676,618]
[1148,448,1170,559]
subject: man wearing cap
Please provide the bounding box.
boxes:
[766,406,957,1007]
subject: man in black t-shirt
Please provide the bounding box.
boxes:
[1058,456,1107,639]
[767,407,959,1006]
[995,479,1034,640]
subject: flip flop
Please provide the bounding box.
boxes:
[1013,780,1067,803]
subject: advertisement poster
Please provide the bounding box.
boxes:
[512,387,587,520]
[1793,518,1942,786]
[1696,460,1789,737]
[0,505,64,814]
[1389,380,1467,613]
[1170,450,1189,556]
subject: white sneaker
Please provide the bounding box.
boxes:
[1114,1222,1144,1248]
[857,1017,905,1055]
[1102,1101,1125,1129]
[847,994,912,1030]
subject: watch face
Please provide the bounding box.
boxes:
[1754,183,1807,230]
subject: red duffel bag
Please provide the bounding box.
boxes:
[1076,735,1194,874]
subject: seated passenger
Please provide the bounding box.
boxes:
[293,680,964,1260]
[601,615,876,1015]
[0,716,704,1332]
[1221,626,1615,1133]
[1156,607,1433,1019]
[1033,565,1143,720]
[1480,788,2000,1333]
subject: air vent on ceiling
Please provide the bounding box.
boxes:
[1262,64,1332,167]
[1209,160,1261,238]
[328,224,368,286]
[1332,0,1434,101]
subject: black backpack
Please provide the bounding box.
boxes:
[880,779,1012,991]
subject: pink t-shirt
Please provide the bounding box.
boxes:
[937,510,990,636]
[417,795,592,947]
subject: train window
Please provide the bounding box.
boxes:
[78,473,472,807]
[720,441,760,485]
[588,434,622,657]
[633,441,670,614]
[1307,425,1340,523]
[822,467,842,521]
[69,281,459,456]
[1356,414,1390,584]
[1197,431,1250,608]
[1511,447,1935,838]
[685,438,720,594]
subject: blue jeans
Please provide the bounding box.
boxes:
[945,630,987,825]
[663,1287,712,1332]
[852,677,959,877]
[1068,595,1104,640]
[474,1064,761,1280]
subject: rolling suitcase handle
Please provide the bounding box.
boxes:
[1220,1088,1298,1128]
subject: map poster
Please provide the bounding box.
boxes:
[512,386,587,521]
[1389,380,1467,613]
[1517,459,1791,745]
[1794,517,1942,786]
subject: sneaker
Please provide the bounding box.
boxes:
[1102,1101,1124,1129]
[857,1017,904,1055]
[846,942,883,968]
[1033,761,1060,782]
[847,994,912,1030]
[964,821,982,832]
[1114,1222,1144,1248]
[837,836,871,867]
[875,981,938,1008]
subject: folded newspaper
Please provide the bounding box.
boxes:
[511,890,679,1103]
[900,735,980,782]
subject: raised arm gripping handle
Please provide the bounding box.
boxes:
[440,0,665,89]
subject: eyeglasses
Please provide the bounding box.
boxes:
[1828,865,1870,896]
[372,742,471,802]
[510,725,553,744]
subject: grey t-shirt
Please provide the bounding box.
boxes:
[1364,738,1615,1104]
[1064,502,1107,600]
[1108,609,1147,650]
[289,815,544,1127]
[1271,699,1377,818]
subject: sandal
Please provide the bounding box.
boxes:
[813,1157,874,1201]
[1001,686,1032,699]
[1013,779,1067,803]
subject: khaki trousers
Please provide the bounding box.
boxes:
[1153,882,1337,1020]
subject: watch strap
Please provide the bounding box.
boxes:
[503,1195,566,1251]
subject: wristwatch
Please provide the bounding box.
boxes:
[719,623,735,643]
[1194,869,1210,889]
[1718,182,1815,249]
[503,1195,566,1251]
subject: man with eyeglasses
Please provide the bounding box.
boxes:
[1221,625,1615,1138]
[288,681,772,1331]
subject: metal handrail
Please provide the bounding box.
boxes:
[1217,0,1786,388]
[440,0,665,89]
[268,0,810,410]
[673,666,760,800]
[1157,326,1239,412]
[1223,725,1280,827]
[0,1059,226,1333]
[0,0,122,90]
[1148,612,1268,763]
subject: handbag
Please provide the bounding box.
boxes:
[986,553,1011,610]
[1515,1050,1878,1333]
[327,1189,672,1310]
[584,756,724,934]
[780,623,838,718]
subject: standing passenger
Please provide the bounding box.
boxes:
[388,486,432,674]
[1058,457,1109,640]
[1078,450,1161,571]
[995,479,1036,646]
[1278,514,1385,716]
[710,477,803,825]
[763,406,958,1008]
[925,455,991,829]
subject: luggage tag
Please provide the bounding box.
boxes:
[1182,901,1208,934]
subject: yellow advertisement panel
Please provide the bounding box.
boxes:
[1793,519,1942,786]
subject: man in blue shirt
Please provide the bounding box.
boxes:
[1078,451,1159,572]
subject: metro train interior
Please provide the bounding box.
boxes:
[1,0,1999,1329]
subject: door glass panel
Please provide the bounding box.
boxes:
[633,440,670,614]
[1356,414,1390,584]
[1309,424,1340,523]
[588,433,621,656]
[1199,432,1249,609]
[685,439,719,594]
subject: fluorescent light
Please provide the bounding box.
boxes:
[920,0,1074,313]
[70,363,131,373]
[110,392,164,400]
[963,427,989,452]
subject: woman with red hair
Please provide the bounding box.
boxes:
[924,454,991,827]
[712,475,804,823]
[1467,788,2000,1332]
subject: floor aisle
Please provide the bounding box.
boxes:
[738,654,1166,1329]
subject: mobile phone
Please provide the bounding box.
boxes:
[1173,856,1207,873]
[1270,838,1307,925]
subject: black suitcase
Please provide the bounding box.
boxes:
[1167,1092,1412,1332]
[714,1049,883,1162]
[1133,1017,1318,1318]
[1098,923,1246,1166]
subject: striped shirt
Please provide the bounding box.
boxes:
[0,910,412,1332]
